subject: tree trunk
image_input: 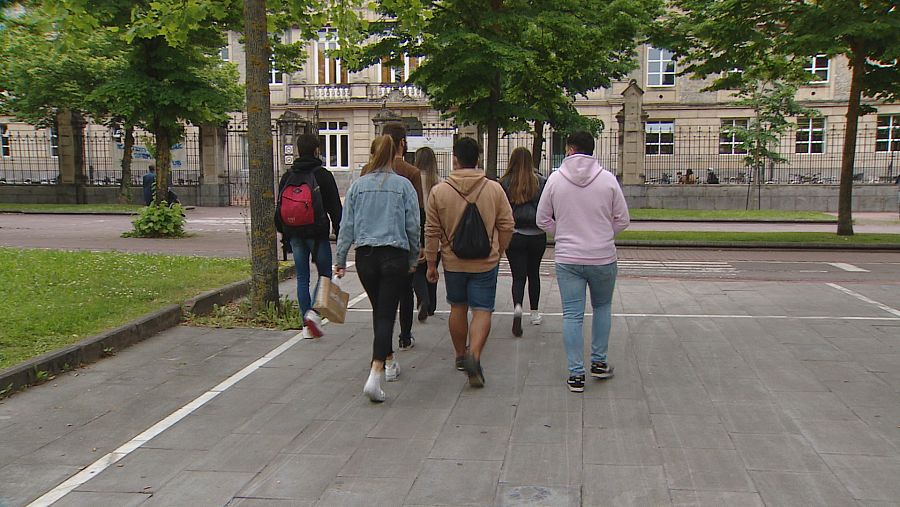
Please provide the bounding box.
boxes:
[153,126,171,205]
[118,126,134,204]
[531,120,544,171]
[837,47,865,236]
[485,73,501,180]
[243,0,280,312]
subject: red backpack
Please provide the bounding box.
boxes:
[277,170,326,236]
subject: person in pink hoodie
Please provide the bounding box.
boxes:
[536,131,630,393]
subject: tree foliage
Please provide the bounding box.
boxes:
[351,0,659,176]
[659,0,900,234]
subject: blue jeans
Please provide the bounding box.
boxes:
[289,237,333,317]
[556,262,618,376]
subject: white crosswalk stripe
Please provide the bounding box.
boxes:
[498,259,738,277]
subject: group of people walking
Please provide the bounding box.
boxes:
[276,124,630,402]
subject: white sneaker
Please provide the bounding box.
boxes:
[363,369,386,402]
[304,310,324,338]
[300,327,314,339]
[530,311,542,325]
[384,359,400,382]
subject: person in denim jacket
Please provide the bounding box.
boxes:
[334,135,420,402]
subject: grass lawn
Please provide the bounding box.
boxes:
[629,209,836,221]
[617,231,900,245]
[0,248,249,370]
[0,203,142,213]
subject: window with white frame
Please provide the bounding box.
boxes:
[876,115,900,152]
[269,57,284,85]
[805,55,830,83]
[50,126,59,158]
[720,118,749,155]
[318,121,349,170]
[380,56,420,83]
[647,47,676,87]
[645,121,675,155]
[796,117,826,154]
[219,46,230,62]
[315,29,347,84]
[1,124,10,158]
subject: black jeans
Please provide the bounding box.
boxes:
[506,233,547,310]
[398,271,415,339]
[355,246,409,362]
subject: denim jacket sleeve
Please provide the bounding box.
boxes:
[335,185,355,267]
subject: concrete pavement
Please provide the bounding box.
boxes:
[2,269,900,506]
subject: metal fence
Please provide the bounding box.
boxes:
[225,121,282,206]
[641,124,899,185]
[0,130,59,184]
[0,127,203,187]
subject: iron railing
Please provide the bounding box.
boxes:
[640,124,899,185]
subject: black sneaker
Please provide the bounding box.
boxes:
[567,375,585,393]
[462,354,485,388]
[398,335,415,351]
[418,303,428,322]
[590,361,614,379]
[455,355,465,371]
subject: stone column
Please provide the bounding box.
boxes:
[199,124,229,206]
[55,109,86,203]
[617,80,648,185]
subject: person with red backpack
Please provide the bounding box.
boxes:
[275,134,343,338]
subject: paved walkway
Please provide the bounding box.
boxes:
[2,271,900,506]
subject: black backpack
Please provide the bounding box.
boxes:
[447,180,492,259]
[276,169,327,238]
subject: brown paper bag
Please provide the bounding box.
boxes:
[314,276,349,324]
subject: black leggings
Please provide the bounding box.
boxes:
[355,246,409,362]
[506,233,546,310]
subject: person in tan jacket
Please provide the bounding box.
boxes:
[425,137,514,387]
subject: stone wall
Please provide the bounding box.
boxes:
[0,185,205,206]
[622,184,898,212]
[3,182,897,212]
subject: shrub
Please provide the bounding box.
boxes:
[124,203,186,238]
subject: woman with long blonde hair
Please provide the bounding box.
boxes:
[499,147,547,337]
[413,147,442,320]
[335,135,421,402]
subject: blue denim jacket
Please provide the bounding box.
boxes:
[335,170,421,269]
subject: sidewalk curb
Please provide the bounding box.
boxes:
[630,218,838,224]
[614,241,900,250]
[0,264,296,397]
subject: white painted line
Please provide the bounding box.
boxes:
[347,308,900,321]
[828,262,869,272]
[29,285,369,507]
[827,283,900,317]
[348,292,369,307]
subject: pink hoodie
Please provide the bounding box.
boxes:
[536,154,630,265]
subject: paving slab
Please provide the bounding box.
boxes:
[4,274,900,505]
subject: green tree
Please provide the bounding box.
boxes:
[660,0,900,235]
[45,0,244,207]
[352,0,659,178]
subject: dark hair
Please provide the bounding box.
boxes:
[148,165,155,171]
[296,134,320,157]
[453,137,480,168]
[381,122,407,150]
[565,131,595,156]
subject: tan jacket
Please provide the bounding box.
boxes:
[425,169,514,273]
[393,156,425,208]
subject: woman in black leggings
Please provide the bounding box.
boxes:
[500,147,547,337]
[334,136,421,402]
